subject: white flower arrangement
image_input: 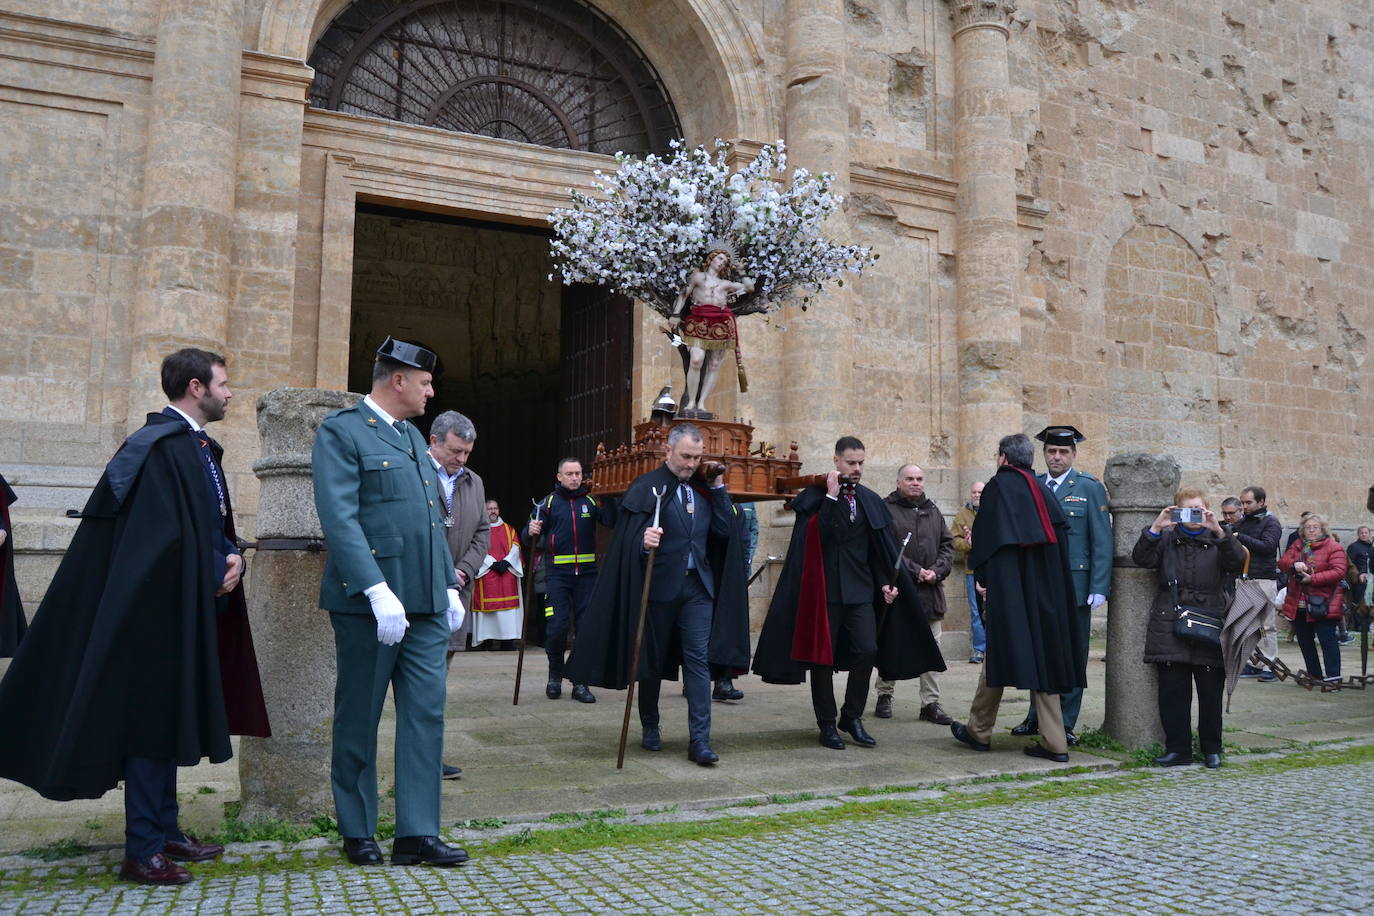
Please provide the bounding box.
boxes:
[548,139,876,317]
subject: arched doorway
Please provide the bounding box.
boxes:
[301,0,682,514]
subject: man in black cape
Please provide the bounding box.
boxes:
[753,436,946,750]
[565,423,749,765]
[949,432,1086,763]
[0,348,270,885]
[0,471,26,656]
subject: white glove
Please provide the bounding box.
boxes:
[446,588,466,632]
[364,582,409,646]
[1087,593,1107,609]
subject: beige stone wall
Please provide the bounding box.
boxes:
[1010,0,1374,524]
[2,0,1373,626]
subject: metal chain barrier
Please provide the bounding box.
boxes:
[1250,652,1374,691]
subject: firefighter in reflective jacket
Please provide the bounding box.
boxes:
[526,457,615,703]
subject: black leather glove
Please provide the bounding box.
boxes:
[490,559,511,574]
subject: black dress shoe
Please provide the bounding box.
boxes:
[343,837,384,866]
[442,764,462,780]
[1152,752,1193,767]
[687,740,719,766]
[641,725,662,752]
[839,716,876,747]
[571,684,596,703]
[119,853,192,885]
[1203,753,1223,769]
[818,723,846,750]
[874,695,893,719]
[164,833,224,862]
[1009,719,1038,737]
[545,678,562,700]
[950,721,990,752]
[712,679,744,701]
[391,835,469,867]
[1023,743,1069,763]
[919,703,954,726]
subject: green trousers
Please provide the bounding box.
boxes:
[329,611,449,839]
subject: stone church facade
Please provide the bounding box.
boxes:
[2,0,1371,628]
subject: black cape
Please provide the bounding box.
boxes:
[0,413,269,801]
[564,465,750,686]
[0,473,26,657]
[969,464,1087,693]
[752,484,946,684]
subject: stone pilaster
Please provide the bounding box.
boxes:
[781,0,853,462]
[1101,452,1177,750]
[237,388,353,822]
[943,0,1021,488]
[129,0,244,420]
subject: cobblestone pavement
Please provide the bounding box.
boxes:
[2,756,1370,915]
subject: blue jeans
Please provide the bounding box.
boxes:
[1293,615,1340,679]
[965,572,986,653]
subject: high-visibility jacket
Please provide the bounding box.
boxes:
[527,487,613,576]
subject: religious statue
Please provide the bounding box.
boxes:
[668,245,756,419]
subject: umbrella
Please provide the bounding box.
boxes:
[1222,547,1270,710]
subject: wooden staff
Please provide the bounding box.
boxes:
[617,484,667,769]
[774,472,858,493]
[876,531,911,635]
[512,497,544,706]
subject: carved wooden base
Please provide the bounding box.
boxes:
[591,418,802,501]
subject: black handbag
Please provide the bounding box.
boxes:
[1165,537,1223,648]
[1304,590,1330,622]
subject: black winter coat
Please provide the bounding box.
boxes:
[1133,527,1245,667]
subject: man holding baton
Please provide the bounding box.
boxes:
[565,423,750,765]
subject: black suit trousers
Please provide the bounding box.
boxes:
[810,602,877,726]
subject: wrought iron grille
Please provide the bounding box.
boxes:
[308,0,681,155]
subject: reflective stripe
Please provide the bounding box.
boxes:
[553,553,597,564]
[544,604,554,618]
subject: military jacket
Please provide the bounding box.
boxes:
[1038,466,1113,605]
[312,399,457,615]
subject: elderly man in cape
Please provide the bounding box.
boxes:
[950,433,1086,764]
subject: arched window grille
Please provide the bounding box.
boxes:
[308,0,681,156]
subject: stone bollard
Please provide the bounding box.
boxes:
[1100,453,1179,750]
[237,389,355,822]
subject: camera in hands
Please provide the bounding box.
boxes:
[1170,507,1203,524]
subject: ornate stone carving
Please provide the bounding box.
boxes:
[945,0,1016,36]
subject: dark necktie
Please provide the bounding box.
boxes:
[393,420,407,438]
[1049,479,1059,493]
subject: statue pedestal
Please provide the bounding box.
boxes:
[590,418,802,501]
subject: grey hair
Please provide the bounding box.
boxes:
[897,463,922,479]
[667,422,703,448]
[431,410,476,443]
[998,433,1034,469]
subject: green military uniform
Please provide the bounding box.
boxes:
[1029,464,1112,731]
[313,397,457,840]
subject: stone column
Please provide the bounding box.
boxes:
[781,0,852,461]
[944,1,1021,488]
[237,388,354,822]
[1100,453,1178,749]
[129,0,244,417]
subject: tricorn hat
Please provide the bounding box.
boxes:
[376,336,437,373]
[1035,425,1086,447]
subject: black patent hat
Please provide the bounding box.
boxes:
[1035,425,1086,446]
[376,336,436,373]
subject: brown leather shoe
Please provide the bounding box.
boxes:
[164,834,225,863]
[119,853,193,885]
[919,703,953,726]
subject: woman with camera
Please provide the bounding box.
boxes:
[1278,514,1348,684]
[1133,488,1245,768]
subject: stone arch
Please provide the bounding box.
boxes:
[255,0,776,143]
[1102,223,1221,471]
